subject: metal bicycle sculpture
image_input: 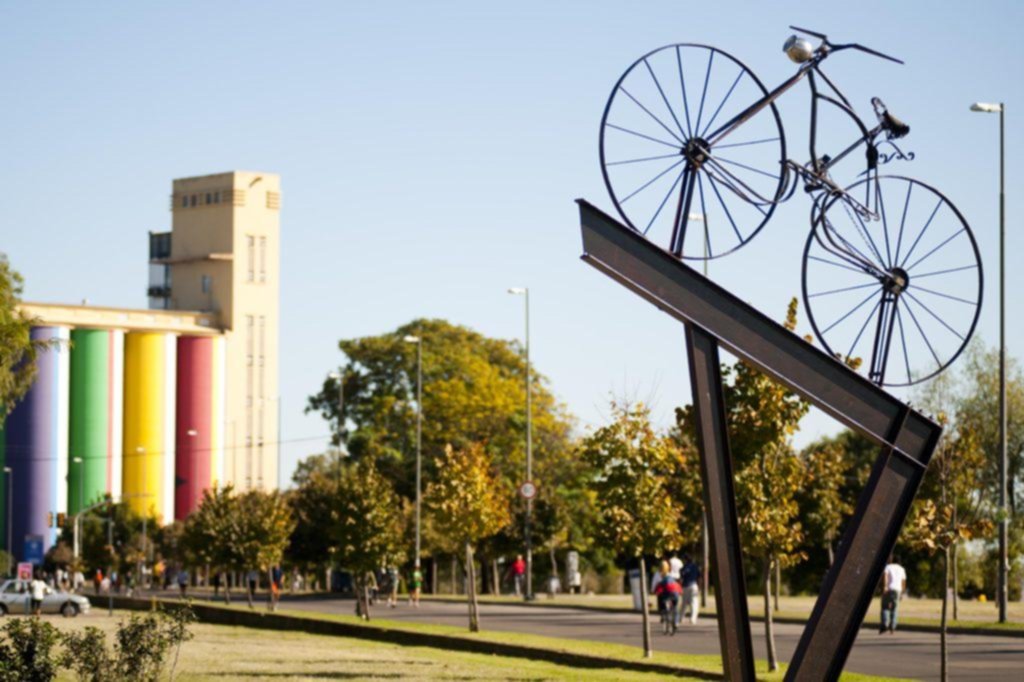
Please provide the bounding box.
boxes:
[600,26,983,387]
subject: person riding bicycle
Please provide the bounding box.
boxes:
[652,560,682,633]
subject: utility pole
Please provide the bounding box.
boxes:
[404,335,424,567]
[971,101,1008,622]
[508,287,532,599]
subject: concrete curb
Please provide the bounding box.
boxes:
[107,596,722,680]
[419,596,1024,639]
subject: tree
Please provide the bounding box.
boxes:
[182,487,238,603]
[676,298,810,671]
[307,319,575,563]
[285,454,339,588]
[799,440,854,569]
[580,401,684,658]
[0,254,51,422]
[233,489,294,609]
[329,458,406,620]
[426,443,510,632]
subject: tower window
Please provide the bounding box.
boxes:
[181,195,188,208]
[205,193,212,204]
[201,275,211,293]
[246,236,255,282]
[190,194,197,207]
[259,237,267,282]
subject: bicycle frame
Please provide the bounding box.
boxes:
[702,50,893,275]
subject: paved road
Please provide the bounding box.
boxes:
[275,595,1024,681]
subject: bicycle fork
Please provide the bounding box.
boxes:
[868,285,902,385]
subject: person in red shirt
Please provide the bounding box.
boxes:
[508,555,526,596]
[653,560,682,634]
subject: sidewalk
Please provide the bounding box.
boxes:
[419,593,1024,637]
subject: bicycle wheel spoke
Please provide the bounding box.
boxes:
[675,46,694,138]
[607,152,685,167]
[712,136,780,150]
[896,306,913,385]
[644,58,688,140]
[912,284,978,306]
[905,228,966,272]
[808,281,879,299]
[697,173,712,256]
[912,264,979,279]
[902,297,943,369]
[807,254,872,275]
[711,155,779,180]
[707,174,743,244]
[620,87,686,146]
[893,181,913,266]
[700,67,745,138]
[898,197,944,268]
[620,158,686,204]
[876,178,893,267]
[646,165,689,236]
[904,291,965,341]
[847,297,883,360]
[605,123,681,150]
[822,288,880,335]
[669,167,697,253]
[694,51,715,135]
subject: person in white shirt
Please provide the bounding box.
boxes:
[29,575,51,616]
[668,553,683,581]
[880,557,907,633]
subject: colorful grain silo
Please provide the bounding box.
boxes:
[175,335,225,518]
[122,332,176,523]
[68,329,124,513]
[4,326,70,561]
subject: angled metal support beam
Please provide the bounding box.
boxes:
[685,324,755,682]
[577,199,942,679]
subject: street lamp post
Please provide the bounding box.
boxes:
[403,335,423,568]
[971,100,1008,623]
[508,287,533,600]
[72,457,84,559]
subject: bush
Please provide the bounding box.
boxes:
[0,618,63,682]
[61,604,195,682]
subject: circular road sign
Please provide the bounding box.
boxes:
[519,481,537,500]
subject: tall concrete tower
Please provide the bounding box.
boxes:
[149,171,280,491]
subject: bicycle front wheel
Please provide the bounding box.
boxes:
[802,176,983,387]
[600,44,787,260]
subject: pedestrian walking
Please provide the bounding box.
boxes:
[410,561,423,607]
[880,557,907,634]
[177,568,190,598]
[247,568,260,606]
[508,555,526,597]
[386,565,400,608]
[668,553,683,581]
[680,554,701,624]
[30,572,50,616]
[94,569,103,596]
[270,565,283,611]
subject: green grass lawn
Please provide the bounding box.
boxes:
[41,611,731,681]
[200,601,907,681]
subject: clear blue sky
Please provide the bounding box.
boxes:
[2,1,1021,487]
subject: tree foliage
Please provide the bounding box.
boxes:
[426,442,510,631]
[306,318,574,512]
[0,254,50,422]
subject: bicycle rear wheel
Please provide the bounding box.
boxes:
[802,176,982,387]
[600,44,787,260]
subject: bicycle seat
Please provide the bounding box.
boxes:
[872,97,910,138]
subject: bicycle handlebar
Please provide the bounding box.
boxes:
[789,25,904,65]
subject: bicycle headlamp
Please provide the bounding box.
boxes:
[783,35,814,63]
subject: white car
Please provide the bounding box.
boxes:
[0,579,91,617]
